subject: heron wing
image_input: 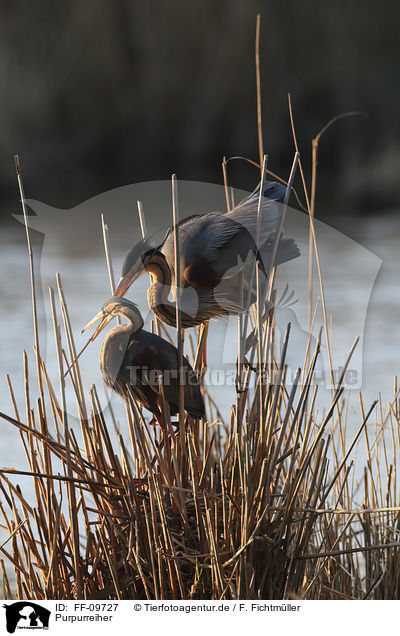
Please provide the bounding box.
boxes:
[213,236,299,314]
[116,337,164,412]
[162,213,241,268]
[259,236,301,269]
[154,344,205,418]
[126,332,204,417]
[162,181,287,288]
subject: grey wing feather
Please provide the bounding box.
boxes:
[192,181,286,258]
[162,181,288,278]
[260,237,300,269]
[237,181,287,206]
[226,203,280,248]
[146,341,205,417]
[225,180,286,245]
[163,213,241,265]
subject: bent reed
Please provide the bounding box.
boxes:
[1,65,399,596]
[1,158,400,601]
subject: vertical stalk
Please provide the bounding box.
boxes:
[239,155,267,396]
[137,200,147,238]
[222,156,231,212]
[49,286,81,597]
[14,156,46,413]
[101,214,121,327]
[256,264,264,438]
[254,155,267,441]
[308,139,317,332]
[264,152,300,287]
[172,175,185,460]
[255,14,264,172]
[137,201,161,335]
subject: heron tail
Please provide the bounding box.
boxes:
[260,237,300,268]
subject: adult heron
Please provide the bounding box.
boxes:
[113,182,299,328]
[82,297,205,426]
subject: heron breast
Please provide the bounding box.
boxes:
[183,256,221,288]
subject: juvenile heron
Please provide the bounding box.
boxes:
[114,182,299,328]
[82,297,205,425]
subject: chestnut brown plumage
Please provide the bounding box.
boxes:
[114,182,300,328]
[82,297,205,422]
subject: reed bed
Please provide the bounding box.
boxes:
[1,190,400,598]
[1,292,400,600]
[1,24,398,597]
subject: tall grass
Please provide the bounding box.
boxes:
[1,155,400,599]
[1,284,400,599]
[0,20,398,599]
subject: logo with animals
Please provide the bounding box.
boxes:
[3,602,50,633]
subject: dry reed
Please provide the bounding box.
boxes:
[0,18,398,601]
[1,176,399,597]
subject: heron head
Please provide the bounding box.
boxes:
[82,297,144,341]
[65,298,145,379]
[114,237,162,297]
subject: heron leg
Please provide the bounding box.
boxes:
[152,413,176,470]
[154,413,175,441]
[195,320,209,372]
[150,417,167,468]
[201,321,208,369]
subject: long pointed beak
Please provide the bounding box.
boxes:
[114,261,145,297]
[81,310,113,342]
[113,274,132,297]
[64,310,113,378]
[82,309,105,333]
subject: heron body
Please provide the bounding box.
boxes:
[83,297,205,420]
[114,182,300,327]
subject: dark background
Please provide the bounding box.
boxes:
[1,1,399,221]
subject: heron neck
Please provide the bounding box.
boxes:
[99,323,132,385]
[101,316,137,350]
[146,257,199,328]
[147,281,178,327]
[145,254,177,327]
[145,253,172,287]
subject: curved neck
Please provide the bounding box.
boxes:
[145,253,196,328]
[114,305,143,332]
[99,322,132,386]
[101,312,137,355]
[99,306,144,384]
[146,253,178,326]
[145,252,172,287]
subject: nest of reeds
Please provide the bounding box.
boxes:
[2,289,400,601]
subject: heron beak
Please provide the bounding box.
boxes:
[81,310,113,341]
[64,309,113,379]
[113,261,144,297]
[113,274,132,297]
